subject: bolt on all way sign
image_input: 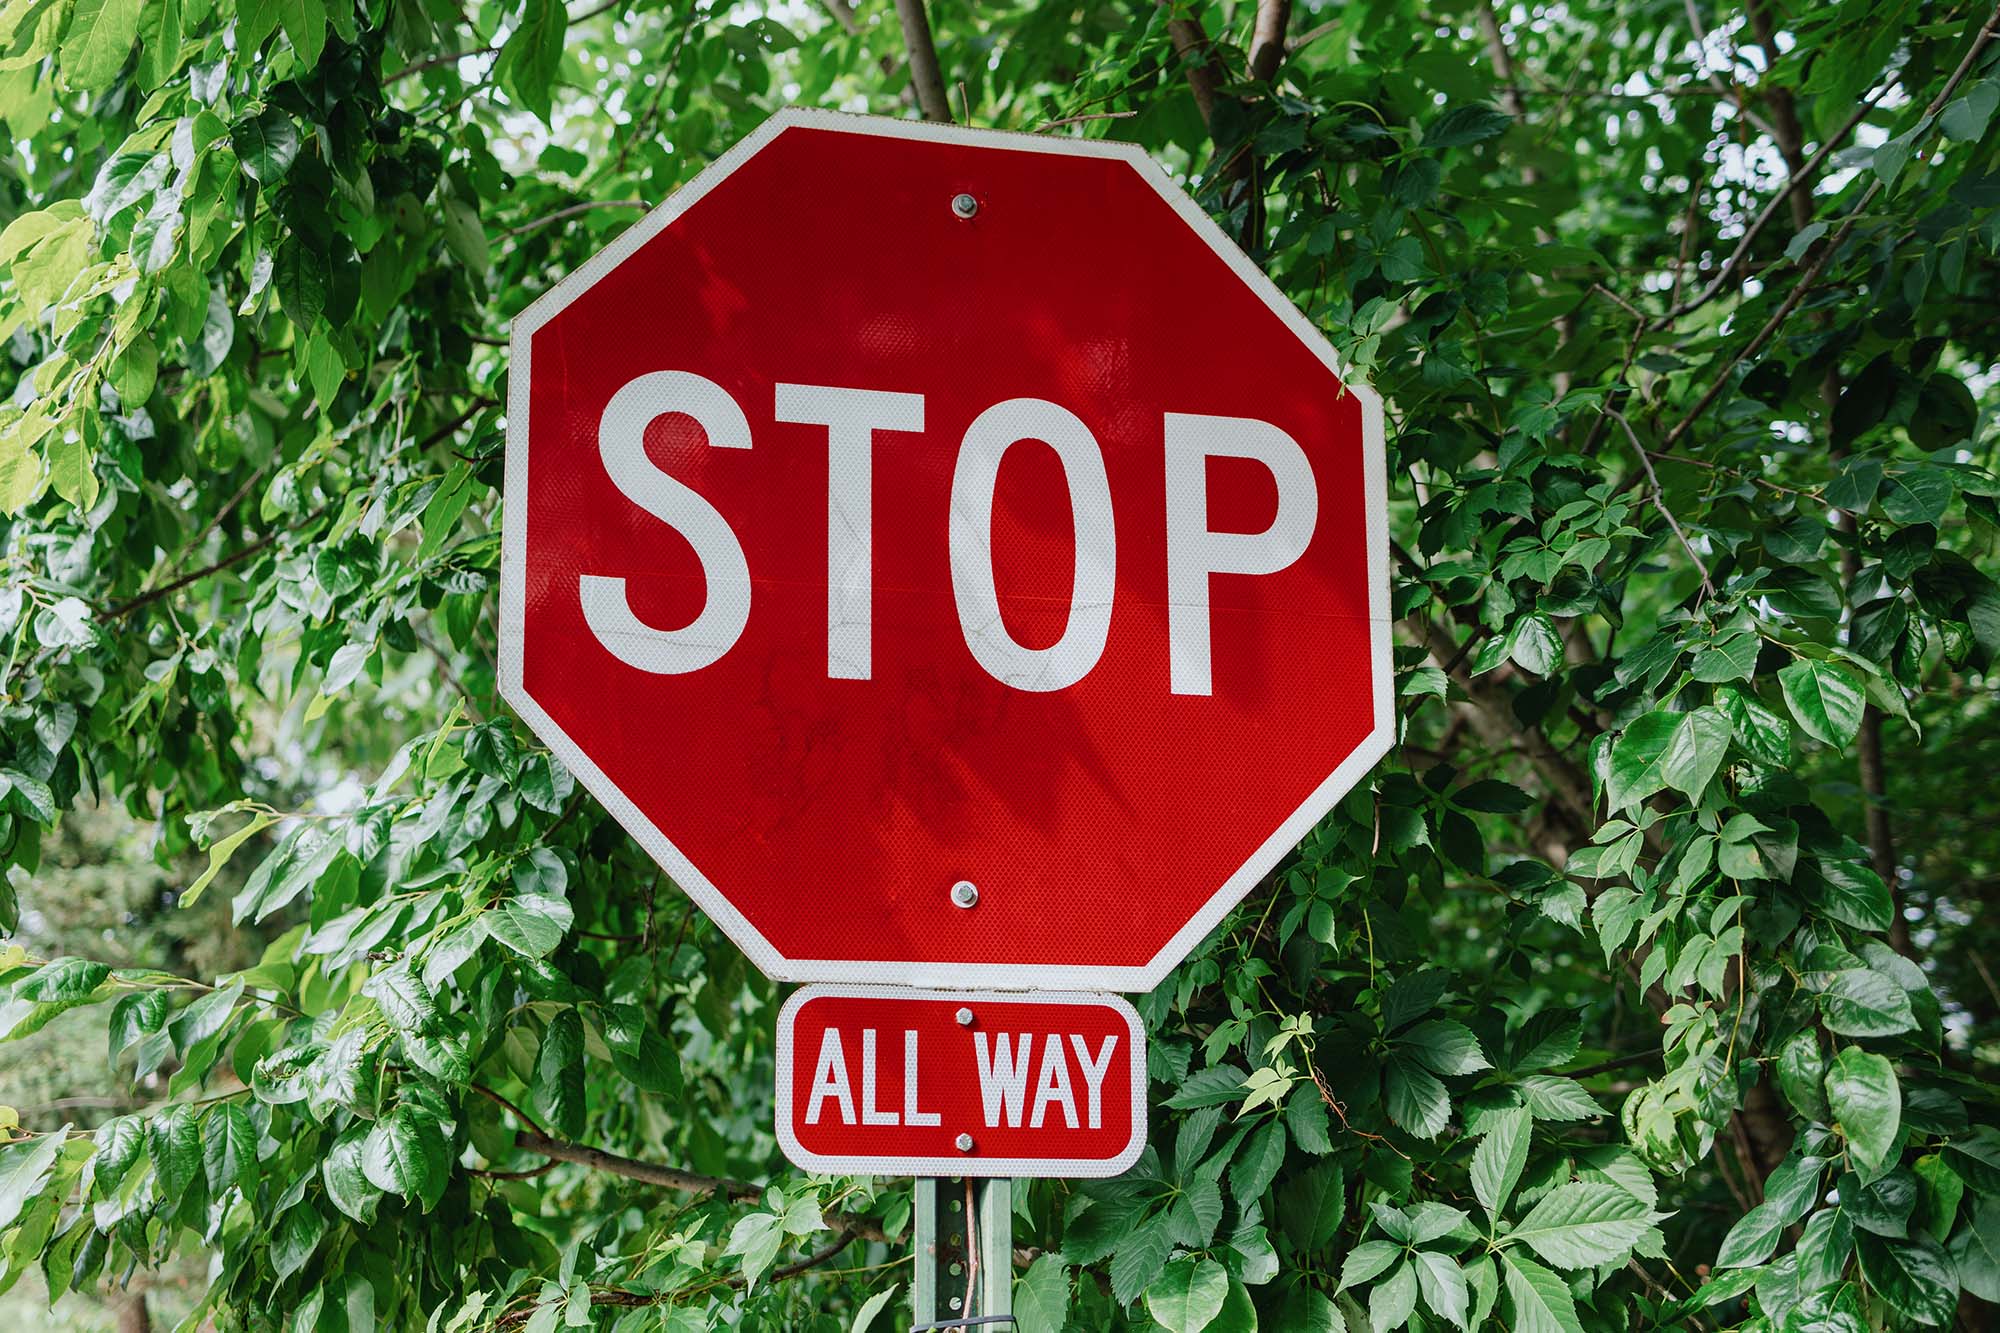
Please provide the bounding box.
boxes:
[502,108,1388,1174]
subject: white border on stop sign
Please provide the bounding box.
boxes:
[771,984,1148,1178]
[499,106,1393,992]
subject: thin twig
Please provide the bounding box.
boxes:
[109,500,334,619]
[614,0,703,173]
[1655,84,1890,324]
[1607,408,1716,599]
[151,460,271,588]
[494,1235,856,1328]
[501,199,648,240]
[385,46,498,85]
[1034,109,1138,132]
[513,1130,895,1242]
[473,1083,552,1141]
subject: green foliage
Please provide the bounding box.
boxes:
[1,0,1998,1329]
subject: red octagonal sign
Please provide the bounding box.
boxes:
[502,110,1389,991]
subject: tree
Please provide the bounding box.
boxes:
[2,0,1998,1328]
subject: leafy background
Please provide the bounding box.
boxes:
[2,0,2000,1329]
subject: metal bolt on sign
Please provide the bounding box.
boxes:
[913,1178,1013,1331]
[950,880,979,909]
[950,192,979,219]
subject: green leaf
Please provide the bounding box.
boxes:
[1414,1251,1469,1330]
[1369,1260,1418,1332]
[363,964,438,1037]
[1818,968,1918,1037]
[610,1026,683,1099]
[1276,1161,1345,1252]
[107,989,166,1059]
[1472,1107,1530,1223]
[1856,1233,1959,1326]
[1776,1030,1829,1121]
[1807,858,1895,933]
[0,767,56,822]
[1013,1255,1070,1333]
[279,0,326,67]
[360,1104,448,1209]
[1228,1116,1286,1204]
[1778,659,1866,749]
[1501,1252,1583,1333]
[1714,1199,1788,1269]
[1425,104,1514,147]
[1606,711,1680,811]
[230,107,300,183]
[1948,1198,2000,1302]
[487,894,574,958]
[1145,1256,1228,1333]
[271,1203,327,1283]
[1825,458,1883,512]
[14,957,109,1004]
[1880,468,1954,526]
[1691,632,1759,683]
[1383,1056,1450,1138]
[1507,1182,1652,1269]
[497,0,568,122]
[182,810,277,909]
[273,235,329,327]
[1518,1075,1604,1122]
[418,463,474,562]
[0,1128,66,1231]
[1508,613,1562,676]
[1339,1240,1401,1291]
[322,1126,381,1223]
[60,0,141,90]
[1108,1211,1174,1304]
[48,427,99,512]
[1826,1048,1901,1179]
[1399,1019,1490,1077]
[202,1102,258,1197]
[149,1103,200,1201]
[534,1008,586,1139]
[725,1212,784,1293]
[1938,78,1998,142]
[1660,707,1732,800]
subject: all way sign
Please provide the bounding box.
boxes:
[775,987,1144,1177]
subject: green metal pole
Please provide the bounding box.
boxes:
[912,1177,1013,1329]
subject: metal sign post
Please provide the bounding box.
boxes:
[913,1177,1013,1330]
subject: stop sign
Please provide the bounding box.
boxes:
[501,109,1389,991]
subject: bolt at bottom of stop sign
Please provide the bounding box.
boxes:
[773,984,1147,1179]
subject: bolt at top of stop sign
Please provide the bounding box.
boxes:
[501,109,1391,991]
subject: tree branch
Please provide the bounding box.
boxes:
[893,0,953,122]
[513,1131,895,1243]
[1248,0,1292,82]
[1607,408,1717,600]
[501,199,648,240]
[109,501,334,620]
[1656,85,1887,324]
[495,1235,856,1328]
[1162,5,1223,132]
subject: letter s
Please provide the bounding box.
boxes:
[579,371,752,674]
